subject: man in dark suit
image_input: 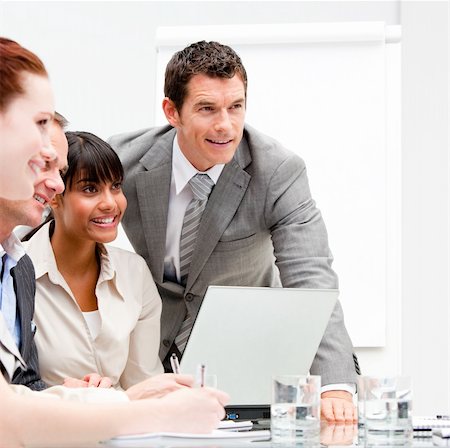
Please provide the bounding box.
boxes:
[110,41,359,422]
[0,114,68,389]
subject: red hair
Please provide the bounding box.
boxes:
[0,37,48,111]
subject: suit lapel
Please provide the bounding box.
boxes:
[0,318,26,380]
[132,127,252,289]
[11,260,33,360]
[186,138,251,290]
[135,129,176,282]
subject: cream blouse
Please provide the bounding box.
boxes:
[24,222,163,389]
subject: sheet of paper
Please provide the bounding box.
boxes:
[413,416,450,430]
[434,429,450,438]
[217,420,253,431]
[105,429,270,447]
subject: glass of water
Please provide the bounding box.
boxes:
[357,375,367,443]
[361,375,413,446]
[271,375,321,446]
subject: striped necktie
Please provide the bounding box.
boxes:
[175,173,214,354]
[179,173,214,286]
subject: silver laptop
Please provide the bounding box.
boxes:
[180,286,338,419]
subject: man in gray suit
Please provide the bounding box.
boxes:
[0,113,68,389]
[110,41,359,422]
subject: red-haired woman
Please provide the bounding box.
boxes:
[0,37,57,200]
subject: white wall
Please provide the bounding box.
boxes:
[0,1,400,139]
[1,1,448,414]
[400,0,449,415]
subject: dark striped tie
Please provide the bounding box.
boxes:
[175,173,214,353]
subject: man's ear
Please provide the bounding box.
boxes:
[50,194,62,209]
[162,97,181,128]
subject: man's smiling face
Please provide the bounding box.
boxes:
[0,119,68,229]
[163,73,246,172]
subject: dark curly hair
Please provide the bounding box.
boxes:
[164,40,247,111]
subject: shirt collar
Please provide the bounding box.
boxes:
[23,222,125,301]
[172,134,224,195]
[22,222,58,280]
[0,232,26,263]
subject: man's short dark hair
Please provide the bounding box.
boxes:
[164,40,247,111]
[54,111,69,129]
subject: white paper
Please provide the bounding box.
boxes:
[106,429,270,447]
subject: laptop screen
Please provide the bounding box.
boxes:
[180,286,338,406]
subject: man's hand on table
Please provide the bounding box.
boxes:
[321,390,357,423]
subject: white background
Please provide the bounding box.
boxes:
[1,1,448,414]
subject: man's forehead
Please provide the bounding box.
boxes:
[50,122,69,170]
[56,149,68,171]
[187,73,245,94]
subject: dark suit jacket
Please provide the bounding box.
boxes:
[9,254,47,390]
[110,124,358,385]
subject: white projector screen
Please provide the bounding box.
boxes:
[152,22,401,347]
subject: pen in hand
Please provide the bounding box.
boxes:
[170,353,181,374]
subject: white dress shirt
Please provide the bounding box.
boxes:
[24,222,164,390]
[1,234,129,402]
[164,136,224,283]
[82,310,101,340]
[0,232,26,263]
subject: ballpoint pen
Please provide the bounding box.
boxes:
[170,353,181,374]
[200,363,206,388]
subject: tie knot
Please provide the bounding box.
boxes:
[189,174,214,201]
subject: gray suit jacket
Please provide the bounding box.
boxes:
[9,254,47,390]
[110,124,358,386]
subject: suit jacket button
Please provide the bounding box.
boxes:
[185,293,194,302]
[163,339,170,347]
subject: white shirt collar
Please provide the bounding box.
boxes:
[0,232,26,263]
[172,134,224,195]
[23,221,125,301]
